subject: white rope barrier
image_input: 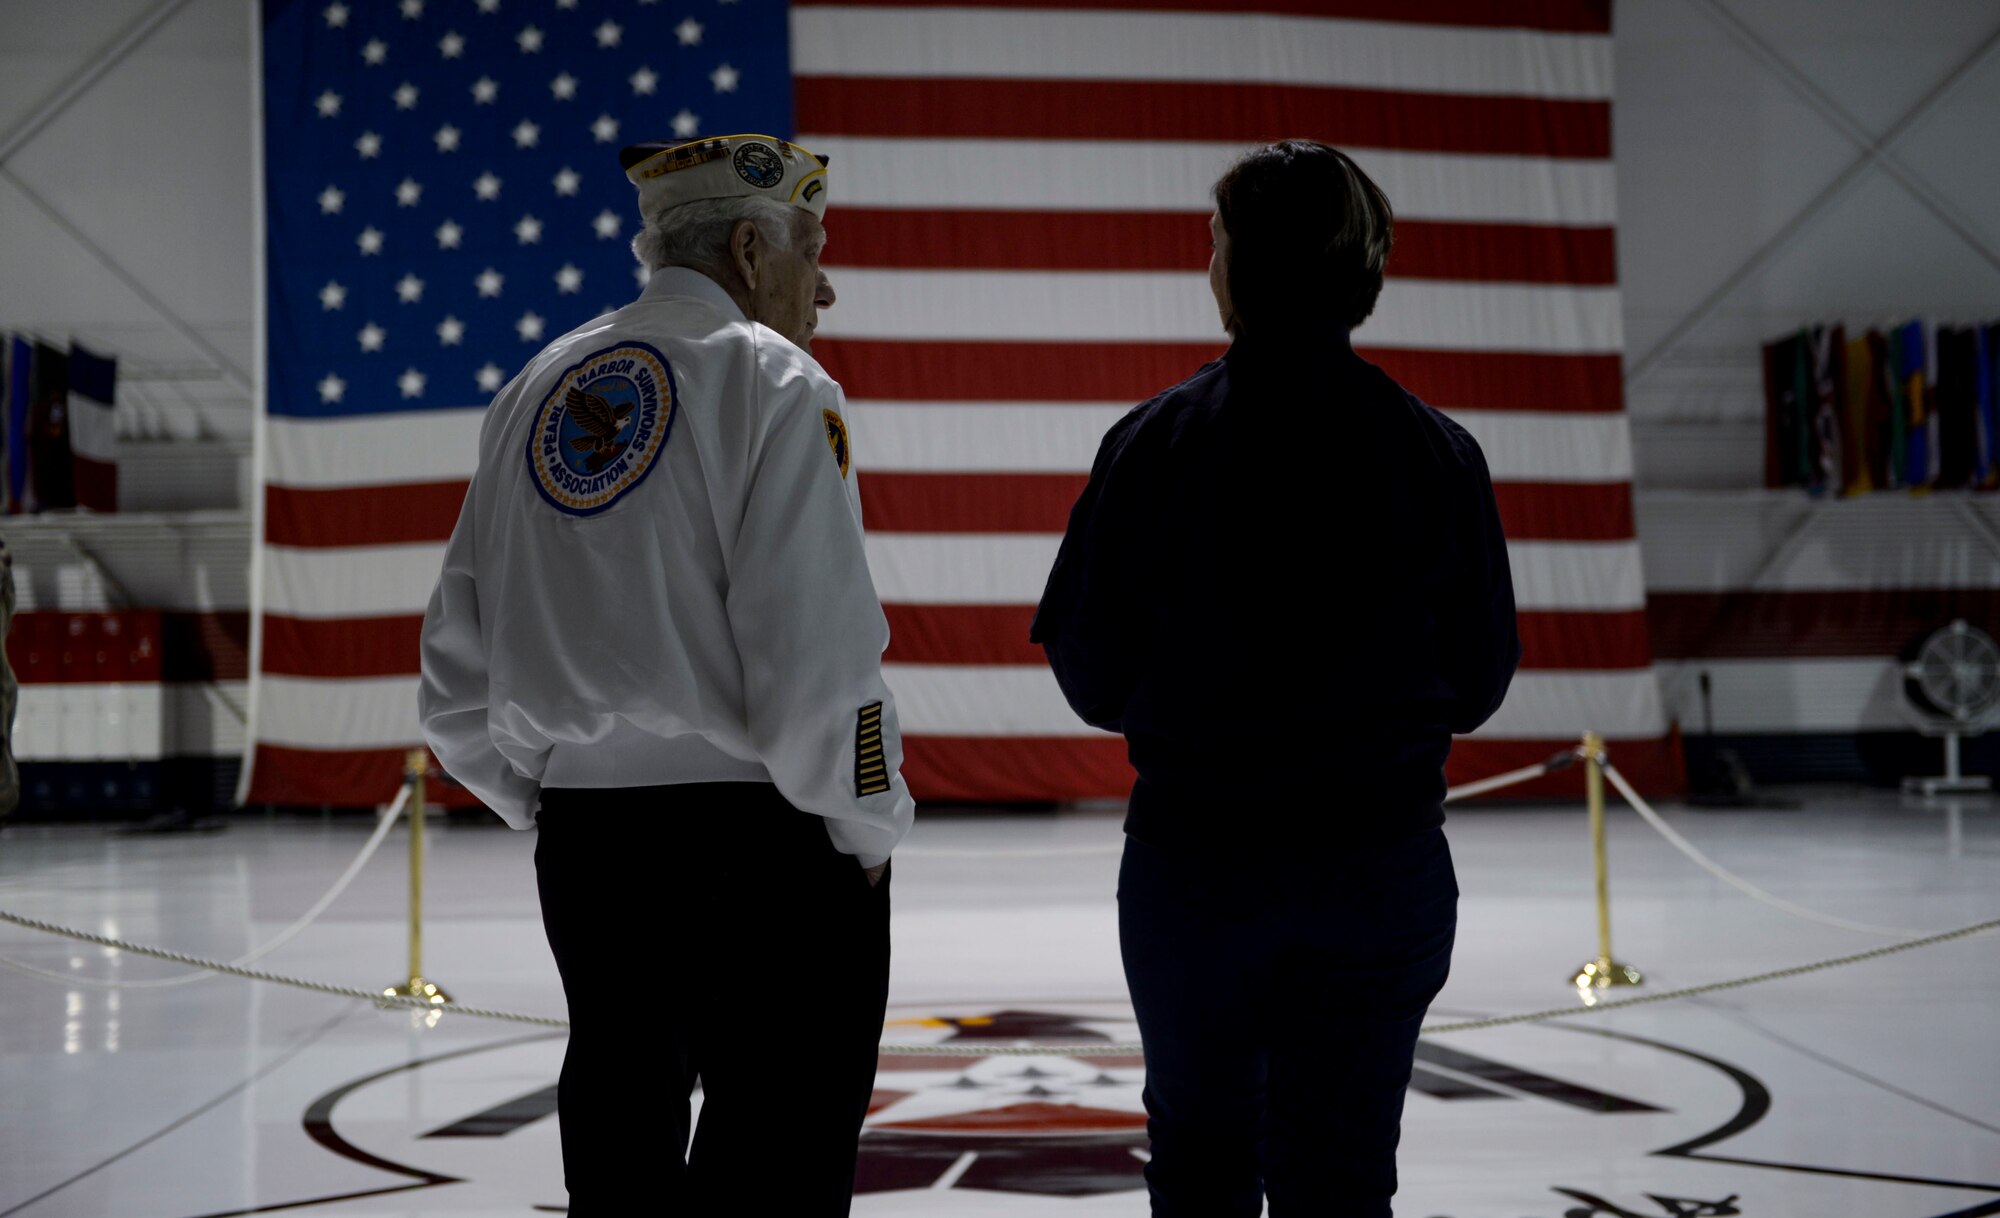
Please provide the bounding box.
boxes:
[0,906,568,1027]
[1443,751,1578,803]
[2,905,1994,1049]
[0,785,411,990]
[876,914,2000,1054]
[1602,763,1936,938]
[2,742,1994,1056]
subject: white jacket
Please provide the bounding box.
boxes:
[418,267,913,867]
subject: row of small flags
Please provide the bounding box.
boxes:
[2,337,120,515]
[1764,320,1999,496]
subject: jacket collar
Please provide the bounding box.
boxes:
[1224,325,1355,366]
[640,266,747,322]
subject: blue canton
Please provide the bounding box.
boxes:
[262,0,794,419]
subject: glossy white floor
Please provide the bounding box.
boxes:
[2,788,1997,1218]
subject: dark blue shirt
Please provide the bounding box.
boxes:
[1030,332,1520,851]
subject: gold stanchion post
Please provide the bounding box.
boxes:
[382,749,451,1007]
[1571,731,1643,992]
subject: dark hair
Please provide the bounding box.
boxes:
[1212,140,1394,334]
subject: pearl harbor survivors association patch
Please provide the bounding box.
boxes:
[526,342,677,517]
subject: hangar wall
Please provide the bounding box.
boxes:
[2,0,1997,805]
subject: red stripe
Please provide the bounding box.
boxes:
[267,482,466,548]
[269,473,1630,550]
[793,0,1613,34]
[71,454,117,513]
[863,473,1086,534]
[861,473,1630,541]
[256,475,1632,553]
[1518,609,1653,670]
[886,604,1044,666]
[900,733,1672,804]
[1389,222,1618,286]
[797,77,1608,158]
[1647,589,2000,660]
[828,209,1616,284]
[9,610,250,683]
[5,611,164,684]
[815,340,1624,412]
[255,600,1651,678]
[1491,482,1633,542]
[262,614,421,678]
[244,744,479,808]
[256,587,1983,681]
[241,733,1669,810]
[882,604,1650,670]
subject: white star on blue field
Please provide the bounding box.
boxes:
[265,0,793,418]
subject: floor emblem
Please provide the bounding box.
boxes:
[261,1006,2000,1216]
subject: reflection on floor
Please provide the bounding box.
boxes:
[2,788,1997,1217]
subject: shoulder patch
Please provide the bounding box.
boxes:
[823,408,851,480]
[855,702,890,796]
[525,342,677,517]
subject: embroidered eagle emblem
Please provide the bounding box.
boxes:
[565,386,634,469]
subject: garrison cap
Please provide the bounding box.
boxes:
[619,134,830,222]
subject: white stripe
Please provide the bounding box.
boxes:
[865,534,1645,612]
[857,403,1633,482]
[1448,411,1633,483]
[884,664,1096,736]
[14,681,254,759]
[261,543,446,618]
[255,675,421,750]
[1656,658,1906,732]
[820,271,1621,352]
[1636,492,2000,592]
[881,664,1660,738]
[857,404,1126,473]
[244,665,1658,751]
[67,396,117,462]
[11,685,166,762]
[1468,669,1665,740]
[793,7,1612,99]
[268,409,484,489]
[799,137,1617,224]
[1509,540,1646,611]
[260,535,1643,619]
[262,399,1633,490]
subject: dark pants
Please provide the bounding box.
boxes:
[536,783,891,1216]
[1118,826,1456,1218]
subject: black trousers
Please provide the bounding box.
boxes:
[1118,825,1456,1218]
[536,783,891,1216]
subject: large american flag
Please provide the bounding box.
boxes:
[244,0,1671,806]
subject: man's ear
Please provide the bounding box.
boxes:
[729,219,761,292]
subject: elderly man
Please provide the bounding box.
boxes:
[419,135,913,1215]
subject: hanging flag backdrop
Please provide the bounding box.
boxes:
[66,343,119,514]
[245,0,1671,806]
[4,337,32,512]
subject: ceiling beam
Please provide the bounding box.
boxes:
[0,0,196,170]
[1,166,253,395]
[1690,0,2000,276]
[1624,10,2000,390]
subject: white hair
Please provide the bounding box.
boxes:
[631,195,797,275]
